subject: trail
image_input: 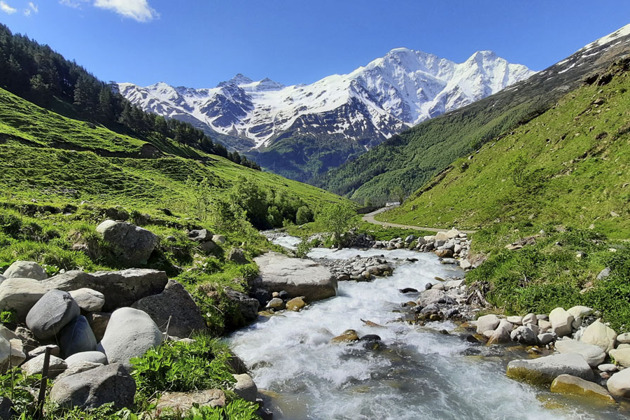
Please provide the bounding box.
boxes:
[362,207,477,234]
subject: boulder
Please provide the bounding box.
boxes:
[416,289,447,307]
[506,353,594,385]
[435,249,453,258]
[233,373,257,403]
[507,316,523,325]
[510,325,539,345]
[253,253,337,301]
[607,368,630,398]
[3,261,47,280]
[555,339,606,367]
[0,337,10,372]
[65,351,108,368]
[580,320,617,353]
[331,329,359,343]
[567,306,593,330]
[69,288,105,313]
[45,269,168,311]
[0,396,11,420]
[227,248,248,264]
[286,297,307,312]
[96,220,159,266]
[29,345,60,359]
[0,326,16,343]
[26,289,80,340]
[549,308,574,337]
[475,314,501,335]
[8,339,26,368]
[222,287,259,325]
[56,361,103,381]
[609,348,630,367]
[538,319,552,333]
[87,313,110,342]
[0,278,49,321]
[132,280,206,338]
[21,354,67,378]
[522,313,538,326]
[618,333,630,345]
[156,389,226,414]
[188,229,212,242]
[50,363,135,410]
[58,315,97,358]
[487,320,513,345]
[97,307,163,366]
[550,374,615,405]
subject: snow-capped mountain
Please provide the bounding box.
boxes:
[118,48,534,153]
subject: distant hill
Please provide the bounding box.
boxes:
[378,57,630,239]
[119,49,533,182]
[316,24,630,204]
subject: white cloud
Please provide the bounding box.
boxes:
[93,0,157,22]
[0,1,17,14]
[24,1,38,16]
[58,0,89,9]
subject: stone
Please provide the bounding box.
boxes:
[0,337,10,372]
[0,278,49,321]
[132,280,206,338]
[549,308,574,337]
[580,320,617,353]
[607,368,630,398]
[156,389,226,414]
[416,288,446,307]
[511,325,538,345]
[222,287,259,324]
[58,315,97,358]
[538,319,552,333]
[331,329,359,343]
[555,339,606,367]
[233,373,257,403]
[506,353,594,385]
[212,235,226,245]
[253,253,337,301]
[8,339,26,368]
[3,261,47,280]
[618,333,630,344]
[188,229,212,242]
[56,361,103,381]
[96,220,159,266]
[522,313,538,326]
[50,363,135,410]
[475,314,501,335]
[69,288,105,313]
[65,351,108,368]
[97,307,163,366]
[487,320,513,345]
[26,289,80,340]
[87,312,110,342]
[265,298,284,310]
[598,364,618,373]
[21,354,67,378]
[29,345,60,359]
[609,348,630,367]
[507,316,523,325]
[45,269,168,311]
[0,326,16,342]
[567,306,593,330]
[286,296,307,312]
[596,267,611,280]
[537,333,556,346]
[435,249,453,258]
[550,374,615,405]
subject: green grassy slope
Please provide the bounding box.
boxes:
[316,34,630,203]
[380,59,630,239]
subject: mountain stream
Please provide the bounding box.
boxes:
[228,238,626,419]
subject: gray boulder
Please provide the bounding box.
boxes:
[45,269,168,311]
[50,363,135,410]
[253,253,337,301]
[510,325,539,345]
[416,289,447,307]
[224,287,259,324]
[549,307,574,337]
[69,288,105,313]
[475,314,501,335]
[0,278,49,321]
[506,353,594,385]
[132,280,206,338]
[233,373,257,403]
[21,354,67,378]
[487,320,513,345]
[65,351,108,368]
[0,337,10,372]
[26,290,80,340]
[607,368,630,398]
[555,339,606,367]
[96,220,159,266]
[59,315,97,358]
[227,248,248,264]
[97,307,163,365]
[3,261,47,280]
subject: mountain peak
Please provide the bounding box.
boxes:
[218,73,254,87]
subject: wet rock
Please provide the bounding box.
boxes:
[50,363,135,410]
[286,297,307,312]
[26,289,80,340]
[399,288,418,294]
[417,289,446,307]
[555,339,606,367]
[550,374,615,405]
[96,220,159,266]
[254,253,337,301]
[233,373,257,402]
[506,353,594,385]
[266,298,284,310]
[3,261,47,280]
[132,280,207,338]
[580,319,617,353]
[331,329,360,343]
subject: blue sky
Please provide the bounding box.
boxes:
[1,0,629,88]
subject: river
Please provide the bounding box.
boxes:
[228,241,625,419]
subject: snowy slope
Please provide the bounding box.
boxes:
[118,48,534,151]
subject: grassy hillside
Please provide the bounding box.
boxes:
[380,59,630,239]
[316,33,630,203]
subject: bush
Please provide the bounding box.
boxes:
[295,206,314,225]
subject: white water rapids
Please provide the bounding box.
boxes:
[228,241,626,419]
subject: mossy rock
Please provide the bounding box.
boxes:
[550,374,616,406]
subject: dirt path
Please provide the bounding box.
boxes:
[362,207,477,234]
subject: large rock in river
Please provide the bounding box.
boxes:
[44,269,168,311]
[506,353,594,385]
[253,253,337,301]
